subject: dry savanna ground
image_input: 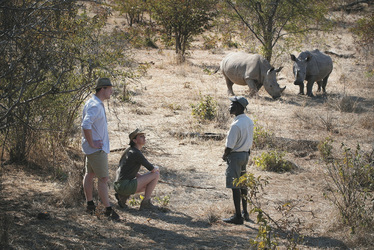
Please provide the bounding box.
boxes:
[1,6,374,250]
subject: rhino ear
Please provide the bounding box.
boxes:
[267,67,275,75]
[291,54,297,61]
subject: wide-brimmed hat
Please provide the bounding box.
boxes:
[95,78,113,89]
[129,128,145,141]
[229,96,248,108]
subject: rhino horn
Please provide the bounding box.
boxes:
[276,66,283,72]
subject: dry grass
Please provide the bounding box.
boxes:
[1,7,374,250]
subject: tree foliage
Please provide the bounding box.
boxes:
[113,0,148,27]
[150,0,218,63]
[225,0,330,62]
[0,0,132,163]
[350,12,374,56]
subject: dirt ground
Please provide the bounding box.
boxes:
[1,6,374,250]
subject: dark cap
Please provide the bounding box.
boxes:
[229,96,248,108]
[129,128,145,141]
[95,78,113,89]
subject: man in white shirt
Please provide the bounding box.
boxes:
[81,78,119,221]
[222,96,254,224]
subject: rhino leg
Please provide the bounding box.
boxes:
[306,81,315,97]
[245,79,257,96]
[224,76,235,96]
[317,81,323,92]
[321,74,330,93]
[255,81,263,91]
[298,83,305,95]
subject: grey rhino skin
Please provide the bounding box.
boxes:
[291,49,333,97]
[220,52,285,99]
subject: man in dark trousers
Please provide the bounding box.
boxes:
[222,96,254,224]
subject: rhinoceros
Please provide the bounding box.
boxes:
[220,52,285,99]
[290,49,333,97]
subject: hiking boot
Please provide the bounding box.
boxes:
[223,215,244,225]
[86,204,96,215]
[104,208,120,221]
[115,193,130,208]
[139,199,158,211]
[242,211,251,222]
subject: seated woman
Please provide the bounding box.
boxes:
[114,129,160,210]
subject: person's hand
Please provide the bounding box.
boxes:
[152,166,160,173]
[222,154,227,161]
[91,140,103,149]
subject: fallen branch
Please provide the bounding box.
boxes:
[159,179,215,189]
[110,147,127,153]
[324,50,355,59]
[331,0,373,12]
[170,132,225,141]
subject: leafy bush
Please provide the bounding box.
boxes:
[254,150,295,173]
[190,94,217,121]
[323,143,374,233]
[318,137,334,163]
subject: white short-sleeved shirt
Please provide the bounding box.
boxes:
[81,95,110,154]
[225,114,254,152]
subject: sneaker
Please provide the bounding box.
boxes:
[242,211,251,222]
[115,193,129,208]
[104,208,120,221]
[139,199,158,211]
[223,215,244,225]
[86,204,96,215]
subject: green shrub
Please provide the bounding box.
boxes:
[202,35,218,50]
[254,150,295,173]
[253,119,273,149]
[190,94,217,121]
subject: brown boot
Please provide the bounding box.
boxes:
[115,193,129,208]
[139,199,158,211]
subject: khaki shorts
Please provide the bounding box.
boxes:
[225,152,249,189]
[85,150,108,178]
[114,179,137,195]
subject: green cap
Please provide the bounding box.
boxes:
[95,78,112,89]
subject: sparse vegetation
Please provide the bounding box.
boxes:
[253,119,274,149]
[235,173,306,249]
[318,137,334,163]
[323,143,374,234]
[1,0,374,249]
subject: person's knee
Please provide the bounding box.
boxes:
[98,176,109,184]
[153,171,160,180]
[84,172,95,181]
